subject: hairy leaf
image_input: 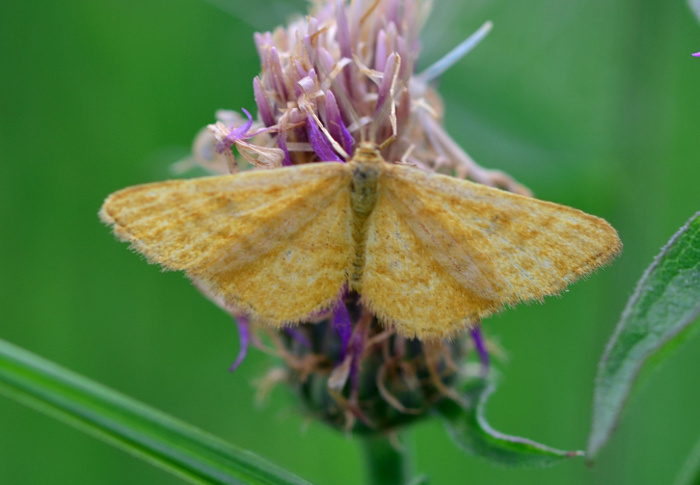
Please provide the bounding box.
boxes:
[588,212,700,458]
[438,381,583,468]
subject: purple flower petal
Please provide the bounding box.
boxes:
[216,108,253,153]
[284,327,312,348]
[333,289,352,361]
[470,326,490,375]
[335,0,355,100]
[276,129,293,166]
[295,58,309,81]
[318,47,335,75]
[375,30,388,72]
[296,74,317,96]
[336,0,352,59]
[318,46,348,97]
[376,54,398,116]
[269,47,289,102]
[306,112,342,161]
[693,51,700,57]
[253,77,275,127]
[232,108,254,137]
[229,316,250,372]
[253,32,272,62]
[385,0,399,24]
[325,91,353,156]
[348,319,368,393]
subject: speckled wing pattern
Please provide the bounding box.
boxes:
[100,163,354,324]
[359,163,621,340]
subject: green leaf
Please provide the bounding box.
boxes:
[437,381,583,468]
[587,212,700,458]
[0,338,312,485]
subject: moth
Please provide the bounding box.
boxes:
[100,143,621,340]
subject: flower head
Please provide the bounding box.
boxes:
[196,0,530,193]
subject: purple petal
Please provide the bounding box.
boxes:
[385,0,399,24]
[470,326,490,375]
[375,30,388,72]
[284,327,312,348]
[318,47,347,97]
[253,77,275,127]
[232,108,254,137]
[216,108,253,153]
[287,107,309,149]
[253,32,272,61]
[229,316,250,372]
[348,320,367,392]
[296,74,317,96]
[306,113,341,161]
[318,47,335,75]
[335,0,355,99]
[336,0,352,59]
[325,91,353,156]
[333,289,352,361]
[302,35,316,71]
[693,52,700,57]
[376,54,398,116]
[276,129,293,166]
[295,59,309,81]
[307,16,319,36]
[269,47,289,102]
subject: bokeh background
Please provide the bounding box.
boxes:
[1,0,699,484]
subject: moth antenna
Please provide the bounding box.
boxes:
[415,20,492,84]
[359,117,368,146]
[380,76,409,153]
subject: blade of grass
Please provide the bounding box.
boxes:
[0,338,312,485]
[587,212,700,458]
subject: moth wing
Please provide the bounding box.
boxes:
[100,163,354,324]
[359,164,620,340]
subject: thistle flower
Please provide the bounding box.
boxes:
[198,0,529,193]
[186,0,517,433]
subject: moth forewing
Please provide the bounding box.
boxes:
[360,161,621,339]
[100,162,356,324]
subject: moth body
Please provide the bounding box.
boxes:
[348,144,384,288]
[349,144,382,216]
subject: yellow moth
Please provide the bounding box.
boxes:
[100,143,621,340]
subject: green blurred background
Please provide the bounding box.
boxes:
[1,0,698,483]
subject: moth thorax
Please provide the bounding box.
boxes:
[350,162,380,215]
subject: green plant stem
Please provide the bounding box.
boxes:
[361,434,409,485]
